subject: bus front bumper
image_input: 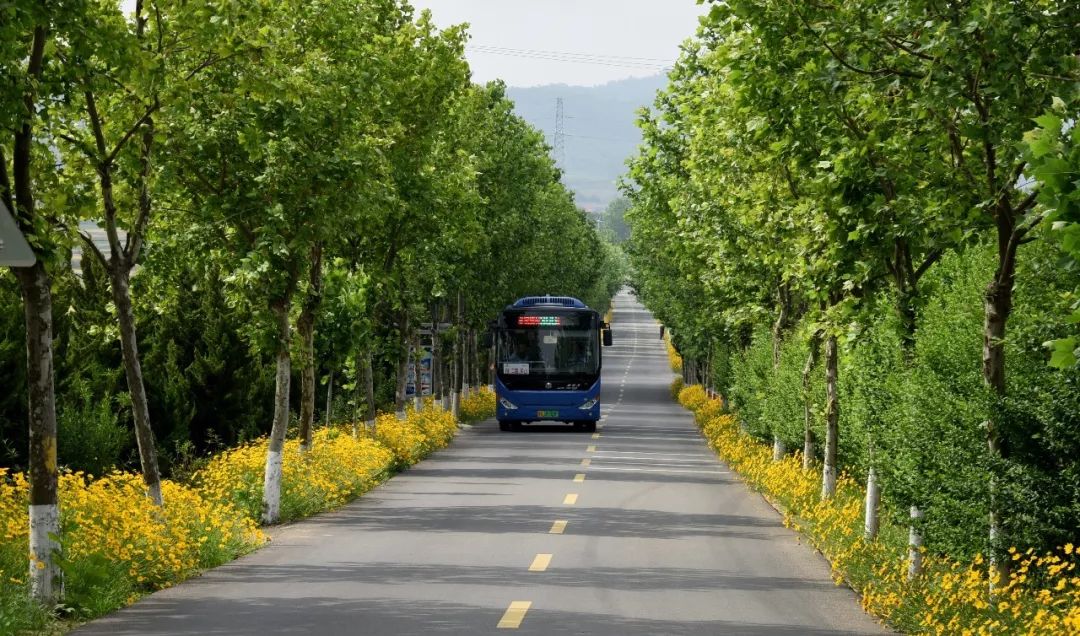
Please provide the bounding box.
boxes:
[496,387,601,423]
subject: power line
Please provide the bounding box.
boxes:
[471,44,674,64]
[563,132,642,144]
[467,45,673,71]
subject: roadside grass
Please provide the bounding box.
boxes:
[676,382,1080,635]
[0,392,496,635]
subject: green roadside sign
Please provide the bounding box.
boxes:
[0,200,36,267]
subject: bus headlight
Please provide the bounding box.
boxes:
[499,397,518,410]
[579,399,598,410]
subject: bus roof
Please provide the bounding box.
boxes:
[510,296,589,309]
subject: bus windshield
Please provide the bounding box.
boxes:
[497,310,599,384]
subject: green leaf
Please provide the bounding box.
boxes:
[1047,337,1078,369]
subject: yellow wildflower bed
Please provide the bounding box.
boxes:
[669,377,684,401]
[373,404,458,467]
[193,426,396,522]
[665,335,682,372]
[676,382,1080,635]
[0,468,264,628]
[0,406,460,630]
[460,386,496,423]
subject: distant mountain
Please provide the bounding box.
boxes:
[505,75,668,212]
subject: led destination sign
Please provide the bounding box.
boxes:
[518,315,562,327]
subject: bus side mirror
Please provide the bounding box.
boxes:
[603,328,613,347]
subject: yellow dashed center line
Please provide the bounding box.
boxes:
[587,445,597,453]
[573,473,586,483]
[497,601,532,628]
[529,553,553,572]
[563,493,578,505]
[580,458,591,467]
[549,520,567,534]
[591,432,601,439]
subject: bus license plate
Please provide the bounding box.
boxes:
[537,410,559,418]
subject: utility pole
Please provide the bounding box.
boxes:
[553,97,565,169]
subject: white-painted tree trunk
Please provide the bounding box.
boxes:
[262,450,283,524]
[822,463,837,498]
[261,300,292,525]
[864,467,880,540]
[29,504,61,603]
[821,335,839,499]
[989,495,1005,592]
[772,435,785,462]
[907,505,924,580]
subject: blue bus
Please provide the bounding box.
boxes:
[493,296,612,432]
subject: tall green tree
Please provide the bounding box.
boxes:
[1,1,87,605]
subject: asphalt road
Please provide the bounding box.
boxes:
[76,290,887,635]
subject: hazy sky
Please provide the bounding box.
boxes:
[409,0,707,87]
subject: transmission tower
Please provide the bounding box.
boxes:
[553,97,566,168]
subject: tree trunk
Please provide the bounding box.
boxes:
[412,332,424,412]
[772,435,785,462]
[471,330,480,393]
[821,335,839,499]
[897,285,918,358]
[297,243,323,453]
[431,305,442,403]
[890,237,920,357]
[297,315,315,452]
[704,346,712,398]
[262,297,292,525]
[443,351,452,411]
[451,292,462,419]
[462,327,472,399]
[8,25,61,604]
[88,139,164,506]
[109,264,163,504]
[350,350,363,436]
[325,369,333,428]
[17,263,62,605]
[907,505,924,580]
[864,467,880,540]
[772,282,792,368]
[395,349,408,419]
[363,347,376,429]
[802,331,821,471]
[984,257,1015,588]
